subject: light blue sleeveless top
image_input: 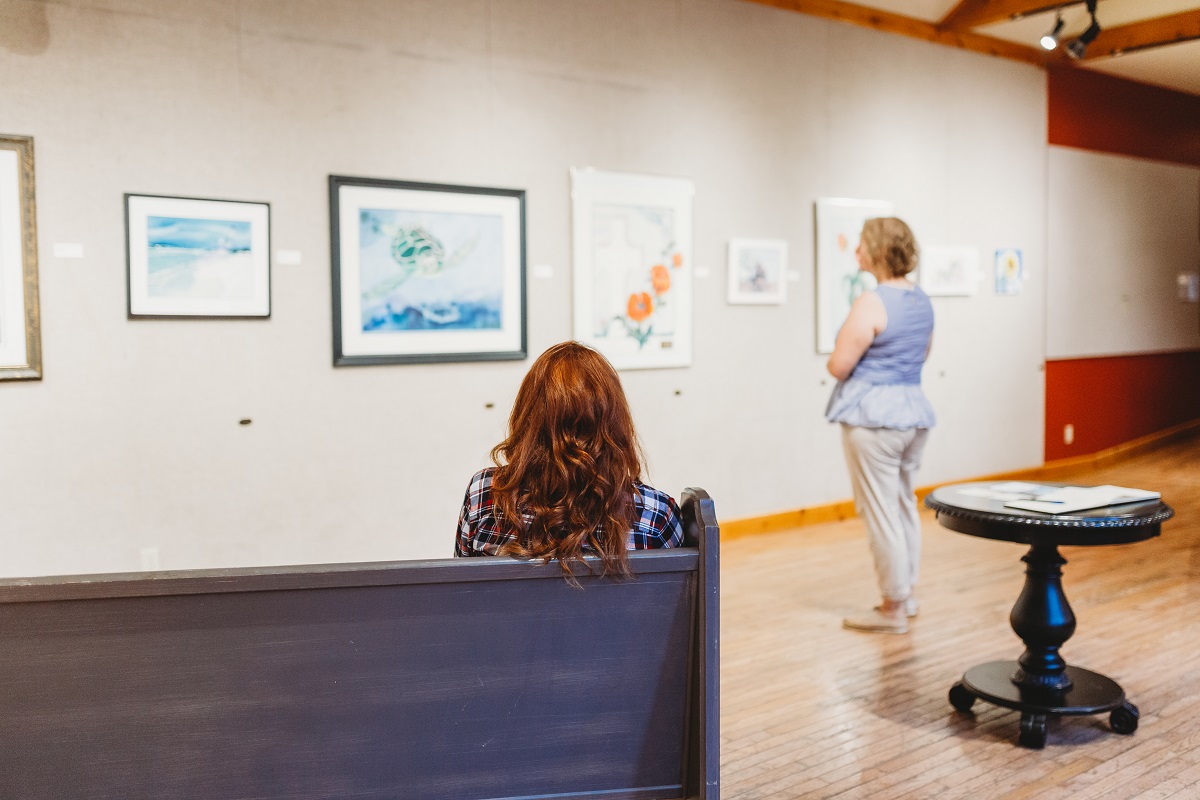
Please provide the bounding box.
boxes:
[825,285,936,430]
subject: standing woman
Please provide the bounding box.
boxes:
[826,218,935,634]
[457,341,684,577]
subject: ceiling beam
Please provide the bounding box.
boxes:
[939,0,1081,32]
[744,0,1047,66]
[1080,9,1200,59]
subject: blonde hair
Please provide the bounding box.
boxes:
[860,217,919,278]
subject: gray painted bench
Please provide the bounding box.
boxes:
[0,487,719,800]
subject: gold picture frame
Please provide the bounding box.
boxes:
[0,134,41,380]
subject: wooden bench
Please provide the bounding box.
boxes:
[0,488,719,800]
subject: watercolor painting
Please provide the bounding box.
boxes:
[0,134,41,380]
[146,216,254,299]
[995,248,1024,295]
[921,245,980,297]
[571,169,693,370]
[728,238,787,305]
[815,198,893,354]
[331,177,526,366]
[126,195,271,318]
[357,208,503,333]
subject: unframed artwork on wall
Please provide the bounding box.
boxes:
[0,133,41,381]
[570,168,694,370]
[814,197,892,354]
[329,176,527,366]
[125,194,272,318]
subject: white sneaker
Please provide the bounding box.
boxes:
[875,597,920,618]
[843,608,909,634]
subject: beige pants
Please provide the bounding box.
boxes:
[841,424,930,603]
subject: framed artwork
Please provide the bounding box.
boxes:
[0,134,41,381]
[571,168,693,370]
[728,238,787,305]
[125,194,271,318]
[921,245,980,297]
[995,248,1024,295]
[815,197,892,354]
[330,176,526,366]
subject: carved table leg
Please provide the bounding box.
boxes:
[1010,543,1076,691]
[952,542,1132,747]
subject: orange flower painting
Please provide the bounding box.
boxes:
[651,265,671,294]
[672,251,683,268]
[627,292,653,323]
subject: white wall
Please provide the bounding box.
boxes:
[1047,146,1200,359]
[0,0,1048,577]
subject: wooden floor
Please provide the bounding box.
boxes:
[720,434,1200,799]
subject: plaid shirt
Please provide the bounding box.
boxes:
[456,467,685,556]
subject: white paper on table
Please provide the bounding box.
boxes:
[1004,485,1160,514]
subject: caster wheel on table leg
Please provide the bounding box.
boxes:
[949,681,976,713]
[1110,702,1139,735]
[1019,713,1047,749]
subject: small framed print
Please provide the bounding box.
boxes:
[995,248,1024,295]
[919,245,979,297]
[125,194,271,318]
[330,176,527,366]
[727,238,787,305]
[0,133,41,380]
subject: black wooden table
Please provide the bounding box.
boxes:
[925,482,1174,748]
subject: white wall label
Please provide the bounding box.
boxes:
[532,264,554,279]
[787,270,801,282]
[53,242,84,259]
[276,249,302,265]
[694,267,710,279]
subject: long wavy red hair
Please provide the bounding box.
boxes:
[490,341,644,578]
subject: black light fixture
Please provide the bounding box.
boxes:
[1040,11,1065,50]
[1065,0,1101,60]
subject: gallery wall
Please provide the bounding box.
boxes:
[0,0,1049,577]
[1043,68,1200,460]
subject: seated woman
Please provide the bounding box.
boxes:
[456,341,684,577]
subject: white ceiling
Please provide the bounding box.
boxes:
[852,0,1200,95]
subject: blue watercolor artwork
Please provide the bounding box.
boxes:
[358,208,504,332]
[146,216,254,299]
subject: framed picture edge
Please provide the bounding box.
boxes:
[727,237,788,305]
[124,192,273,319]
[328,174,528,367]
[0,133,42,381]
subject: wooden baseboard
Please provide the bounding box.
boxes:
[721,418,1200,540]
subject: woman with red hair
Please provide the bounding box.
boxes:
[456,341,683,577]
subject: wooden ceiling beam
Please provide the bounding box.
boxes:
[940,0,1081,32]
[744,0,1047,66]
[1080,9,1200,59]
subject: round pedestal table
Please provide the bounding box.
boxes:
[925,482,1173,748]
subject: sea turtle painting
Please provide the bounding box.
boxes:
[360,213,477,303]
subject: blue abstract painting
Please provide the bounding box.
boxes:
[357,208,504,332]
[146,216,254,299]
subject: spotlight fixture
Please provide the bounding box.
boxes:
[1040,13,1065,50]
[1065,0,1101,60]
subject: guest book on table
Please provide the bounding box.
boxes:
[1004,485,1161,514]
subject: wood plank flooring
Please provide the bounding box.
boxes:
[720,434,1200,799]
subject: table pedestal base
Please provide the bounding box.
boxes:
[949,660,1140,748]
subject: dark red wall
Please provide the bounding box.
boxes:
[1044,69,1200,460]
[1045,352,1200,461]
[1048,67,1200,166]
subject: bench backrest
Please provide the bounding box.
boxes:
[0,487,719,800]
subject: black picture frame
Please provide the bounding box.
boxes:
[329,175,527,366]
[125,193,272,319]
